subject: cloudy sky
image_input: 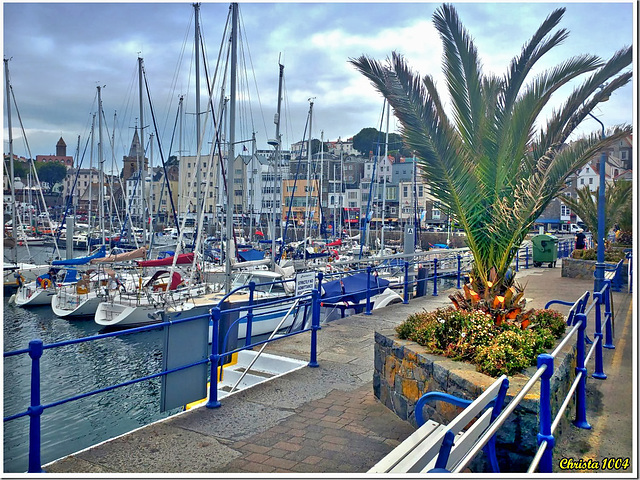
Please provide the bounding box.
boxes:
[2,1,636,173]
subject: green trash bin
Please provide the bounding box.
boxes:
[531,234,558,268]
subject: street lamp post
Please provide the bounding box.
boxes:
[587,112,606,292]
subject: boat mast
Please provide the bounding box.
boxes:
[4,58,17,265]
[320,130,324,238]
[177,94,184,229]
[224,2,238,293]
[97,85,106,247]
[380,102,389,254]
[88,113,95,251]
[149,132,154,241]
[303,98,314,258]
[270,61,284,268]
[340,139,344,237]
[194,3,202,242]
[137,56,147,249]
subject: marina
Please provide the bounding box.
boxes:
[3,1,633,474]
[3,240,575,473]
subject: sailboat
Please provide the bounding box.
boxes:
[3,59,55,292]
[12,246,106,307]
[51,247,144,318]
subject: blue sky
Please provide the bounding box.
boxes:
[2,2,636,171]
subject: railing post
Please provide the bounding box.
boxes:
[245,281,255,347]
[456,254,461,289]
[365,265,373,315]
[603,282,615,349]
[432,258,438,296]
[309,289,320,368]
[592,291,606,379]
[515,247,520,272]
[536,353,555,473]
[27,339,45,473]
[403,261,410,304]
[573,313,591,430]
[525,246,529,269]
[317,271,323,296]
[206,307,222,409]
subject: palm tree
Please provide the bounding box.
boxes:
[351,4,632,306]
[562,180,632,245]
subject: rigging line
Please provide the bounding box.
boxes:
[9,84,61,260]
[142,65,180,231]
[102,110,124,233]
[278,111,310,261]
[55,132,92,247]
[360,98,386,260]
[238,10,267,140]
[161,7,194,139]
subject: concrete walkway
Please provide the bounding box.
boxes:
[44,264,633,474]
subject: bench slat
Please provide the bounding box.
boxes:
[423,408,493,472]
[368,420,442,473]
[386,376,507,473]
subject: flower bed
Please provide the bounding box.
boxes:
[395,307,566,377]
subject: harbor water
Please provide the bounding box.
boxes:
[2,297,184,473]
[3,246,184,473]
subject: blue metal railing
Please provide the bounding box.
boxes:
[445,279,617,474]
[4,285,318,473]
[2,238,576,473]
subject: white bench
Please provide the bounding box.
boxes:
[369,375,509,474]
[603,258,625,292]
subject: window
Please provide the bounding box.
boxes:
[561,204,571,216]
[403,186,408,197]
[418,186,424,197]
[580,179,584,185]
[589,178,593,185]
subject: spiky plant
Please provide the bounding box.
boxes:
[351,4,632,309]
[562,180,632,244]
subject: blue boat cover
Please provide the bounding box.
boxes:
[321,272,390,304]
[238,249,265,262]
[51,245,106,266]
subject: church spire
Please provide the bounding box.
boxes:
[129,128,143,158]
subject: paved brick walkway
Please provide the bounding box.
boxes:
[216,385,414,473]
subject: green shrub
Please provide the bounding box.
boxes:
[395,306,567,377]
[531,309,566,338]
[573,248,626,262]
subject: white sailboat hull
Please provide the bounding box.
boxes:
[51,290,105,318]
[94,284,210,329]
[14,282,56,307]
[95,301,158,328]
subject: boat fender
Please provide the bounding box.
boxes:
[8,294,15,305]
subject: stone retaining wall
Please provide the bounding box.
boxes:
[373,330,577,473]
[562,257,628,284]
